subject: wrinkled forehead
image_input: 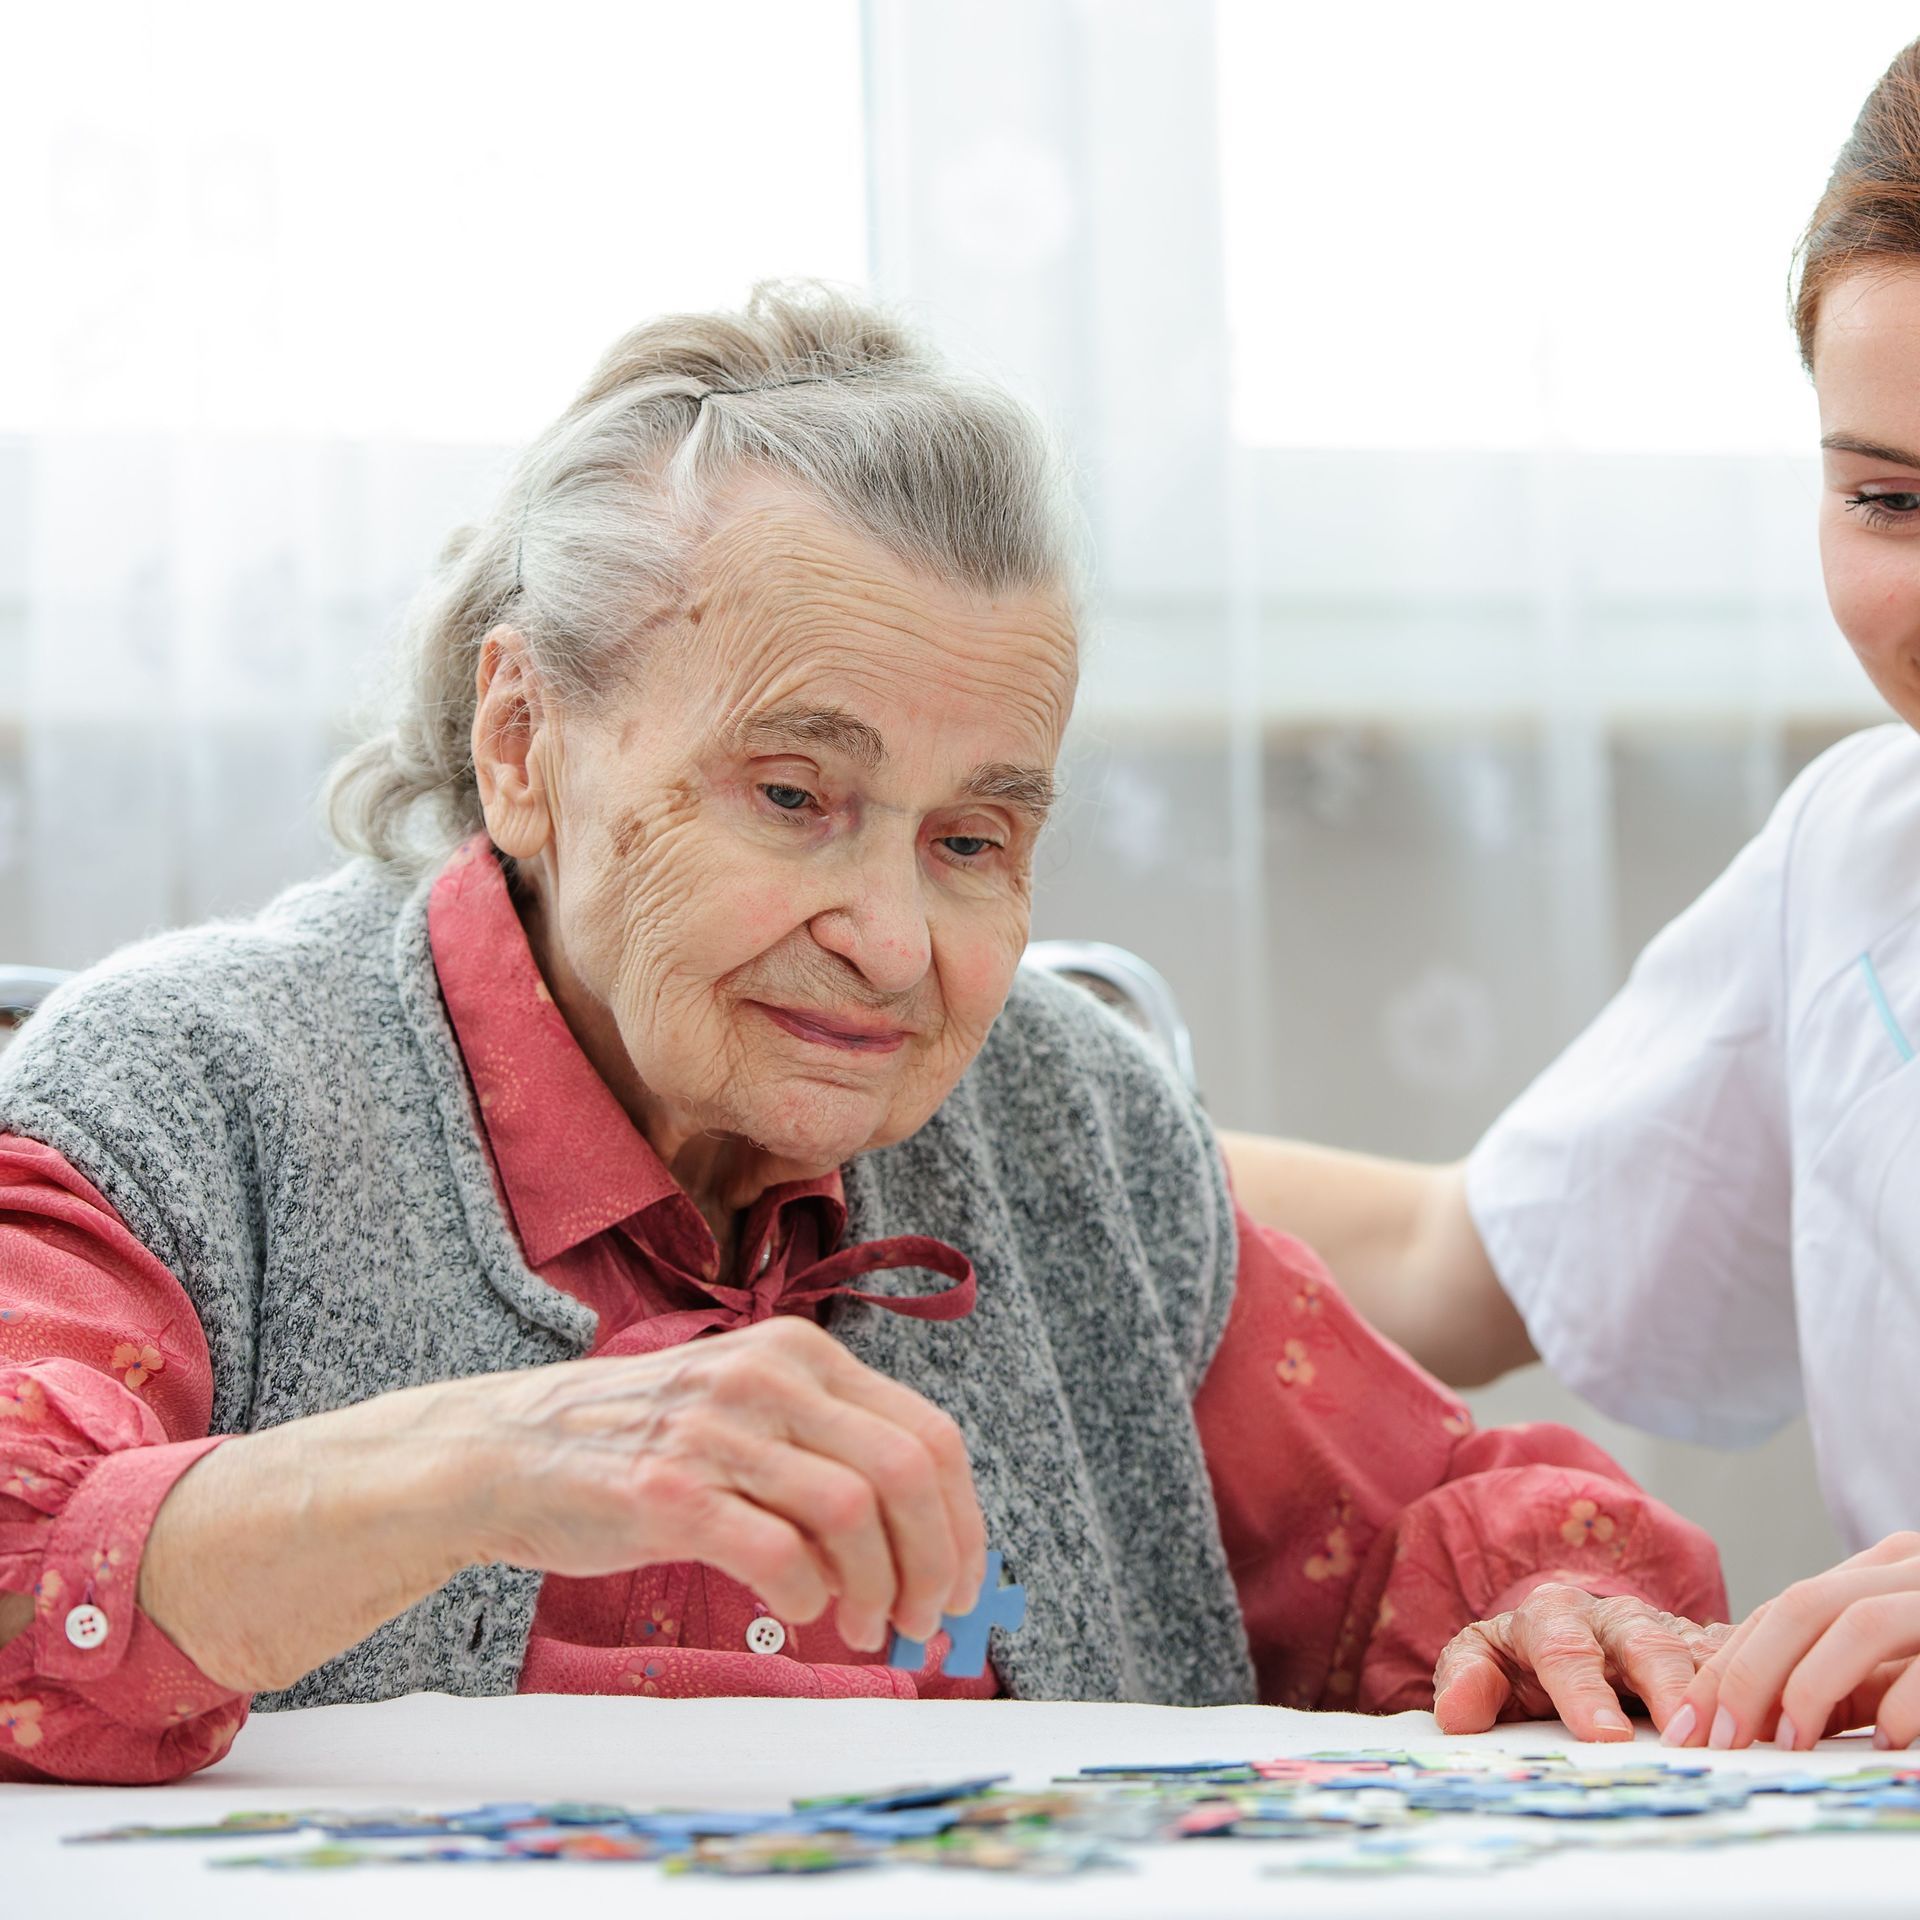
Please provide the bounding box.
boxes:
[657,482,1080,767]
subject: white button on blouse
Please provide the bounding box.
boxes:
[1468,724,1920,1552]
[744,1614,786,1655]
[64,1603,110,1650]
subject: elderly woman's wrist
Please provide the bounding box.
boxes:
[406,1373,534,1567]
[138,1389,488,1692]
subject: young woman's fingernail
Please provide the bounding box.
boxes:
[1660,1703,1698,1747]
[1774,1714,1797,1751]
[1593,1708,1630,1734]
[1875,1726,1893,1750]
[1708,1707,1737,1750]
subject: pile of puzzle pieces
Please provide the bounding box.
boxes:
[65,1749,1920,1878]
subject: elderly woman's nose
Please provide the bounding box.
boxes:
[809,874,934,993]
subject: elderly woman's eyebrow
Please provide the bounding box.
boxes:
[737,706,889,768]
[735,708,1052,820]
[965,762,1056,823]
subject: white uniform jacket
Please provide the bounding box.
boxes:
[1470,723,1920,1551]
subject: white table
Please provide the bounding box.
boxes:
[6,1694,1913,1916]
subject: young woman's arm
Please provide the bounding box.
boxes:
[1217,1135,1534,1387]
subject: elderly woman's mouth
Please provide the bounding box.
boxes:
[754,1003,912,1054]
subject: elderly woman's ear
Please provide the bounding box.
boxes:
[472,627,557,862]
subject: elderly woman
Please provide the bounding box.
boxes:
[0,286,1722,1785]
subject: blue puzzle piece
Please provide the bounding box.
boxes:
[793,1777,1009,1813]
[800,1807,964,1841]
[886,1549,1026,1678]
[853,1777,1008,1810]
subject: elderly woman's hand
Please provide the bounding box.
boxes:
[140,1317,986,1692]
[460,1317,986,1653]
[1659,1533,1920,1752]
[1433,1584,1732,1741]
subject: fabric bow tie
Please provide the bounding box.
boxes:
[599,1231,976,1358]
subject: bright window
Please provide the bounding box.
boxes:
[1218,5,1904,453]
[2,1,869,443]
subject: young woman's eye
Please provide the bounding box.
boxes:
[760,783,818,813]
[1845,490,1920,529]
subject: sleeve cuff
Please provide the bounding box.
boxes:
[31,1434,237,1719]
[1485,1567,1647,1619]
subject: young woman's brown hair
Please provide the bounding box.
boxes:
[1796,38,1920,367]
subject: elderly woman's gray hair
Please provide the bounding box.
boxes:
[327,282,1083,865]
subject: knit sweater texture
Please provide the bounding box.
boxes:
[0,860,1256,1711]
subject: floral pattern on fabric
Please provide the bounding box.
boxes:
[110,1341,164,1393]
[1,1695,44,1748]
[1562,1497,1619,1552]
[1304,1494,1357,1584]
[2,1464,49,1504]
[0,1378,45,1422]
[1274,1339,1316,1388]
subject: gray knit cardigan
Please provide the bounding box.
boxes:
[0,860,1257,1711]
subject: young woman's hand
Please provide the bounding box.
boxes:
[1434,1584,1731,1740]
[1660,1533,1920,1752]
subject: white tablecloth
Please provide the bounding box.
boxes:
[7,1694,1913,1916]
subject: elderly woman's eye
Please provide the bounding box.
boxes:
[760,784,817,813]
[941,835,998,859]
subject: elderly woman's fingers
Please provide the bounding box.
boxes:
[476,1323,989,1649]
[1588,1598,1699,1734]
[1432,1621,1517,1733]
[635,1319,969,1643]
[1775,1595,1920,1753]
[731,1442,905,1651]
[1504,1585,1634,1741]
[802,1336,987,1614]
[1686,1619,1739,1660]
[687,1490,838,1626]
[1435,1591,1726,1740]
[772,1388,962,1645]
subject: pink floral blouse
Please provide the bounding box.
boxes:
[0,839,1727,1781]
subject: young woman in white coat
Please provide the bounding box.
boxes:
[1226,37,1920,1756]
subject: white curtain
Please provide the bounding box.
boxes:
[2,0,869,963]
[8,0,1910,1608]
